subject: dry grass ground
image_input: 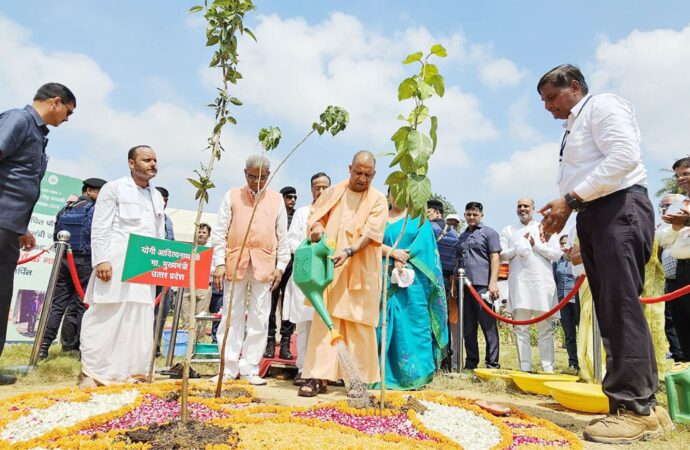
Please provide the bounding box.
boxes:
[1,336,689,449]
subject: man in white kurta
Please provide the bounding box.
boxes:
[282,173,331,377]
[211,155,289,385]
[500,197,562,373]
[80,146,165,386]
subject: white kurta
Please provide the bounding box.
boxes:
[282,205,314,324]
[499,220,562,315]
[80,176,165,385]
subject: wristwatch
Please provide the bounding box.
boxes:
[564,193,588,212]
[344,247,354,257]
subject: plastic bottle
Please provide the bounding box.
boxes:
[665,362,690,423]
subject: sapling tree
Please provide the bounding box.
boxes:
[379,45,447,407]
[181,0,257,422]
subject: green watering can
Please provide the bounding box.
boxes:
[293,235,344,345]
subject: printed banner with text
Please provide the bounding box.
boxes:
[122,234,212,288]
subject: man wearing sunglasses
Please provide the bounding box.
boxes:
[0,83,76,385]
[264,186,298,361]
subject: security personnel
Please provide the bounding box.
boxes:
[426,199,459,370]
[39,177,105,358]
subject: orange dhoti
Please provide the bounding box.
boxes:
[301,180,388,385]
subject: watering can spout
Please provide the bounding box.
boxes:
[293,235,342,345]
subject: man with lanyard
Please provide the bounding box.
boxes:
[0,82,76,385]
[456,201,501,370]
[427,199,459,370]
[39,177,106,359]
[538,64,671,444]
[264,186,298,360]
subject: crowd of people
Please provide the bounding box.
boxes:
[2,63,690,444]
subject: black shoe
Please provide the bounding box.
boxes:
[0,373,17,385]
[279,343,293,360]
[38,341,51,360]
[263,340,276,359]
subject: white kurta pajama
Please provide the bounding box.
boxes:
[281,205,315,370]
[500,220,562,372]
[80,176,165,385]
[211,190,289,378]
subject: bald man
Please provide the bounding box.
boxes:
[298,151,388,397]
[499,197,562,373]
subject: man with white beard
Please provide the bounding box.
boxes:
[500,197,561,373]
[80,145,166,386]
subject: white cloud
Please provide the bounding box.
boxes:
[484,142,561,198]
[478,58,525,88]
[0,14,255,210]
[203,12,498,168]
[590,24,690,162]
[507,96,542,141]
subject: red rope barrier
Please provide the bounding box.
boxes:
[66,250,86,301]
[154,290,164,306]
[640,283,690,304]
[465,275,586,326]
[16,247,50,265]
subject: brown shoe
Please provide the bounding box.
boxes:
[654,405,676,433]
[583,408,661,444]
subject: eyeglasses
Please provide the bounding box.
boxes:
[245,173,269,182]
[284,194,297,200]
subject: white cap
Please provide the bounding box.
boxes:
[445,213,460,223]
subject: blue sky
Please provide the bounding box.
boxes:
[2,1,690,231]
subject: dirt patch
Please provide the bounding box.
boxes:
[115,421,238,449]
[192,387,252,400]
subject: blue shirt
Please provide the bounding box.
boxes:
[0,105,49,234]
[457,223,501,287]
[553,256,577,302]
[430,218,459,275]
[164,214,175,240]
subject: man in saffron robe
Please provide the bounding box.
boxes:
[298,150,388,396]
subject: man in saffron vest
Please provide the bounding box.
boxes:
[212,155,289,385]
[298,150,388,397]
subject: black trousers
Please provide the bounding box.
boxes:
[153,287,173,352]
[462,284,500,369]
[577,188,657,415]
[42,255,91,351]
[559,295,580,368]
[441,273,454,369]
[209,289,223,343]
[0,228,20,358]
[669,264,690,362]
[267,262,295,343]
[664,278,685,361]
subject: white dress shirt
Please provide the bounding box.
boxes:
[211,187,290,272]
[558,93,647,201]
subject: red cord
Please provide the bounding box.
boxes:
[640,283,690,304]
[65,250,86,300]
[16,248,49,265]
[465,275,586,325]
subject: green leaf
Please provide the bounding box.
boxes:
[416,79,434,100]
[406,130,432,166]
[430,116,438,151]
[407,105,429,126]
[391,126,410,147]
[229,97,243,106]
[402,51,423,64]
[243,28,257,42]
[399,152,415,173]
[375,151,396,158]
[226,116,237,125]
[389,149,407,167]
[187,178,202,189]
[397,77,416,101]
[397,114,407,121]
[189,5,204,13]
[258,126,282,150]
[408,174,432,212]
[430,44,447,57]
[430,74,445,97]
[385,171,407,185]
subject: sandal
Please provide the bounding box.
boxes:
[170,366,200,379]
[298,379,327,397]
[293,372,307,386]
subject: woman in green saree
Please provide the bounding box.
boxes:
[374,192,449,390]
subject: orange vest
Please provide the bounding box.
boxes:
[225,186,282,282]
